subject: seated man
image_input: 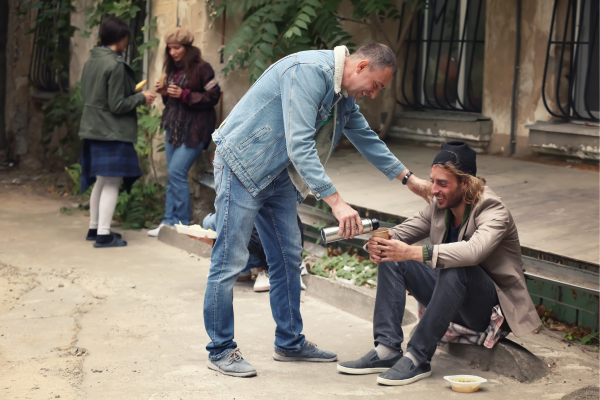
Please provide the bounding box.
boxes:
[337,141,541,386]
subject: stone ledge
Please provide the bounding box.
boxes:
[527,121,599,160]
[386,111,492,153]
[437,339,550,382]
[303,274,417,325]
[157,225,212,258]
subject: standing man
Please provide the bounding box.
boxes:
[205,44,428,377]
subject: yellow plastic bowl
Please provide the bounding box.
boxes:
[443,375,487,393]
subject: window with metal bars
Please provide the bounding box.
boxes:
[98,4,147,81]
[542,0,599,122]
[397,0,486,113]
[29,0,70,92]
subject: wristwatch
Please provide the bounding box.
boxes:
[402,171,413,185]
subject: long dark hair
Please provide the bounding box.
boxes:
[163,45,202,86]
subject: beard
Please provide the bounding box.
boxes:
[436,186,464,210]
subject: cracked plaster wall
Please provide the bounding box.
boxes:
[483,0,559,156]
[4,0,47,170]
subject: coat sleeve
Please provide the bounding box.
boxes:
[279,62,337,199]
[429,197,510,269]
[185,62,221,110]
[342,104,405,180]
[107,62,145,115]
[389,204,433,245]
[364,204,432,253]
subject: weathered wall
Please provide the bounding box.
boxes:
[483,0,556,156]
[4,0,47,170]
[70,0,98,90]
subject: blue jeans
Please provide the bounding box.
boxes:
[162,131,205,226]
[203,213,264,274]
[374,261,499,365]
[204,151,304,360]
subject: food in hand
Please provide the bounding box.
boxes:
[135,80,147,92]
[157,73,168,89]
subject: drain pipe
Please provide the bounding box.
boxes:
[510,0,521,156]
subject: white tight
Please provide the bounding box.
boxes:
[89,176,121,235]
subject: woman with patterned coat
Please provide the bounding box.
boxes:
[148,27,220,237]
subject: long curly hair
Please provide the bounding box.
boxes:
[426,162,487,205]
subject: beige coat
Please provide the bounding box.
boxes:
[388,187,541,337]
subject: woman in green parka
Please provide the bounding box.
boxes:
[78,16,156,248]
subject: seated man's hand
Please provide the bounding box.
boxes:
[368,235,421,264]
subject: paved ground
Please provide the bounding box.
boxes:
[326,144,600,265]
[0,182,598,399]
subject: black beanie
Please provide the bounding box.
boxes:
[432,141,477,176]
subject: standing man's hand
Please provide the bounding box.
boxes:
[323,192,364,239]
[407,176,430,204]
[396,169,430,204]
[142,91,156,106]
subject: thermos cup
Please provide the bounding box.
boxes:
[320,218,380,245]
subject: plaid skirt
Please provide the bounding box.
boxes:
[80,139,142,194]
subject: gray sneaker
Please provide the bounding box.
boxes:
[207,348,257,377]
[337,349,402,374]
[273,340,337,362]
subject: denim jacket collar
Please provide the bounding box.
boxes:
[333,46,349,98]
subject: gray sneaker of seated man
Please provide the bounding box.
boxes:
[207,348,257,377]
[337,349,403,374]
[377,356,432,386]
[273,340,337,362]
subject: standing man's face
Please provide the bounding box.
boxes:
[429,165,466,210]
[343,61,393,100]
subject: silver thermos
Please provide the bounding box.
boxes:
[320,218,379,245]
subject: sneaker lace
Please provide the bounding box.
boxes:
[305,340,317,348]
[227,348,243,362]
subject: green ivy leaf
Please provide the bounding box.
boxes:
[259,42,273,56]
[302,6,317,17]
[295,20,308,30]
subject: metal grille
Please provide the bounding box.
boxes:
[123,5,147,79]
[397,0,486,113]
[542,0,599,122]
[29,0,70,92]
[98,3,147,80]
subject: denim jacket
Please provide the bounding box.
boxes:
[212,48,405,202]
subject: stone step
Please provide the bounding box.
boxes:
[437,339,550,382]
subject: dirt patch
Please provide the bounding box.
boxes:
[0,263,88,399]
[561,386,600,400]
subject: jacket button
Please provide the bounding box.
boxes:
[315,193,320,197]
[268,175,271,178]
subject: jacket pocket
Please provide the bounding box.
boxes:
[237,125,272,151]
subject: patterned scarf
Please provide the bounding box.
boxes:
[161,63,189,148]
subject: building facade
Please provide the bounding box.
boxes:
[1,0,598,170]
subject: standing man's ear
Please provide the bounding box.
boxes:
[355,60,370,73]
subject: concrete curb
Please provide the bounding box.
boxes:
[157,225,212,258]
[303,274,417,326]
[155,227,416,324]
[438,339,550,382]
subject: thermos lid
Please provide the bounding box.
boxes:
[370,218,380,230]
